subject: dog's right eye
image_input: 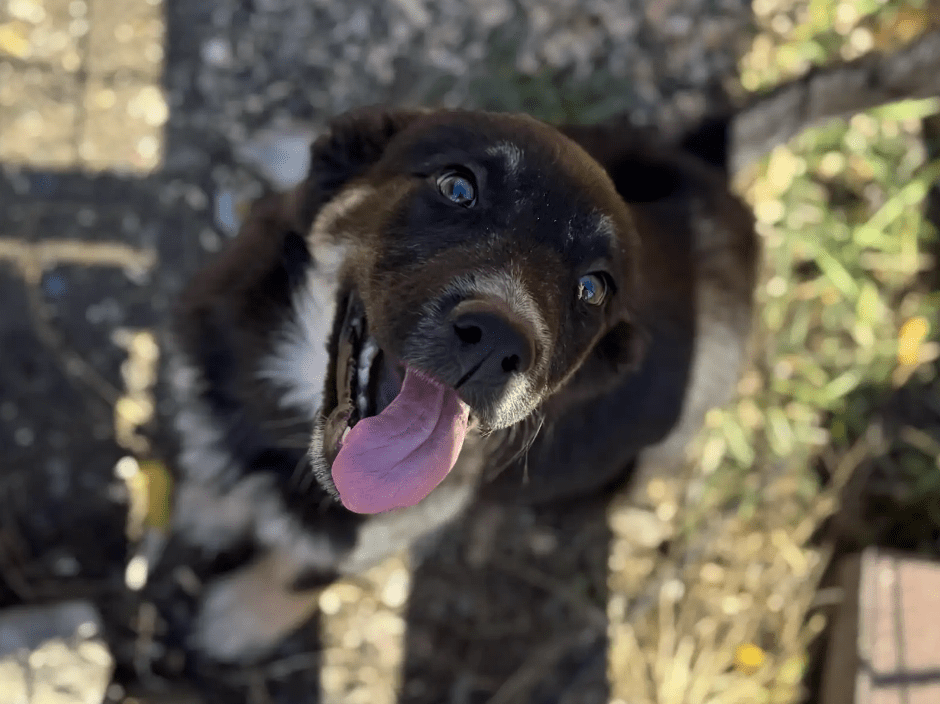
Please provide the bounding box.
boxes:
[437,171,476,207]
[577,273,608,306]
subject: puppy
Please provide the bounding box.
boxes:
[162,108,757,662]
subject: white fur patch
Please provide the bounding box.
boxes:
[566,213,616,244]
[257,186,369,418]
[168,342,346,567]
[167,350,233,485]
[173,474,266,553]
[167,348,256,552]
[486,141,524,175]
[594,213,615,240]
[257,266,341,417]
[308,185,373,248]
[188,450,477,663]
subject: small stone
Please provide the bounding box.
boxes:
[184,186,208,210]
[8,0,46,24]
[14,427,34,447]
[136,135,160,161]
[128,86,168,127]
[380,568,410,609]
[699,562,725,584]
[655,501,677,523]
[214,189,240,235]
[199,228,222,252]
[319,588,342,615]
[69,18,89,37]
[236,128,317,190]
[0,22,31,58]
[528,529,557,555]
[661,578,685,602]
[202,37,233,67]
[53,554,80,577]
[125,555,149,591]
[609,507,671,548]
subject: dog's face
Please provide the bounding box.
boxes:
[297,110,643,514]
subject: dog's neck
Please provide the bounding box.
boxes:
[257,247,346,425]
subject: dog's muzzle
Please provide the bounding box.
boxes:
[400,293,542,430]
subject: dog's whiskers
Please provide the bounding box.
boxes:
[486,409,546,485]
[521,412,546,485]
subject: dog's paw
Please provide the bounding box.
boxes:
[189,557,322,663]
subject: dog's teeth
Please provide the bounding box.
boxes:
[357,337,379,416]
[341,426,351,444]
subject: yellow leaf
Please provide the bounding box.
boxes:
[115,396,151,426]
[898,316,929,366]
[140,460,173,530]
[893,6,931,44]
[0,22,30,58]
[734,642,767,674]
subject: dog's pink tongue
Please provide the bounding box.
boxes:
[332,368,470,514]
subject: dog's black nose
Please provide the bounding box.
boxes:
[451,305,533,389]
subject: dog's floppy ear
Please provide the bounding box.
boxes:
[295,107,426,226]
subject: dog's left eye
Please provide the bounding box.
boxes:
[437,171,476,207]
[577,274,608,306]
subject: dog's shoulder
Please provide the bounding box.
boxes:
[165,186,365,561]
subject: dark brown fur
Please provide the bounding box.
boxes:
[160,107,758,663]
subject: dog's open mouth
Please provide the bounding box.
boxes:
[322,291,471,514]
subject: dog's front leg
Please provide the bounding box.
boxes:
[190,547,329,663]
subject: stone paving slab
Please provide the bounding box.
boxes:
[0,600,112,704]
[0,63,81,168]
[85,0,164,79]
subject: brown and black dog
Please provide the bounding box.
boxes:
[161,108,757,662]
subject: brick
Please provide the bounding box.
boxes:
[821,548,940,704]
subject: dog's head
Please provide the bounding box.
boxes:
[286,109,644,514]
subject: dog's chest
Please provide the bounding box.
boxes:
[259,242,348,420]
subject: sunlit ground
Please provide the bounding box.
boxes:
[0,0,166,172]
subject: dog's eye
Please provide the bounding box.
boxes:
[577,274,608,306]
[437,171,476,207]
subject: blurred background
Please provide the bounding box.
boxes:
[0,0,938,703]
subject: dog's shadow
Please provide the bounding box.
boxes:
[144,493,614,704]
[400,495,613,704]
